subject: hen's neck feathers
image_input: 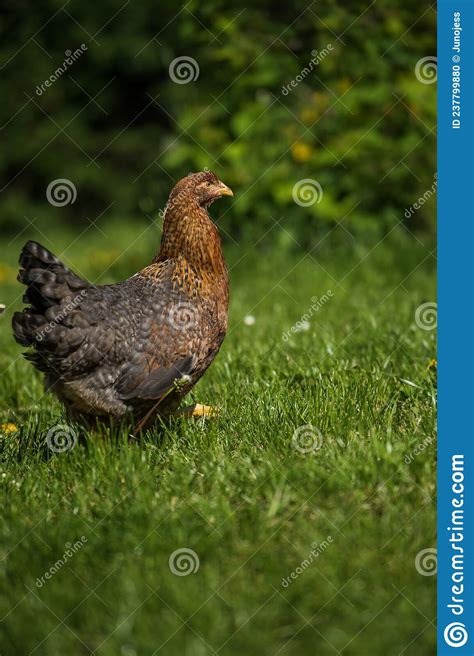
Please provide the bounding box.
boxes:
[154,191,228,287]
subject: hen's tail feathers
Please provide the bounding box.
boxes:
[12,240,90,348]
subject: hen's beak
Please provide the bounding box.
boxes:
[217,183,233,197]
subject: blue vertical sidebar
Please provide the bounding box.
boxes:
[438,0,474,654]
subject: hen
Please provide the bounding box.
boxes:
[12,171,233,430]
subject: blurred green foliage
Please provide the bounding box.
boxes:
[0,1,436,247]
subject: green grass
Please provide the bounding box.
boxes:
[0,221,436,655]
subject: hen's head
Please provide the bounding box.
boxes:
[168,171,233,211]
[158,170,233,268]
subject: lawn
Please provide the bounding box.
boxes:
[0,219,436,655]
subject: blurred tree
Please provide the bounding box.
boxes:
[0,0,436,247]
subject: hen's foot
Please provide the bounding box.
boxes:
[172,403,219,418]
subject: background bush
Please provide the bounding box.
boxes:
[0,0,436,248]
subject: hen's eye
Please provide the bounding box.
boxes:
[206,182,212,187]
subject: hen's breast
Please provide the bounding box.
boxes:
[108,263,227,411]
[139,264,227,367]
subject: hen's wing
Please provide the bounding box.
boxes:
[113,274,202,404]
[116,355,195,400]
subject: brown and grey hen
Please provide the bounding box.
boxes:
[12,171,233,429]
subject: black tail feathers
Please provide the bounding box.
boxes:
[12,241,89,347]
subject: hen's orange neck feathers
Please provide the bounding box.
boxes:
[153,173,230,294]
[158,196,226,276]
